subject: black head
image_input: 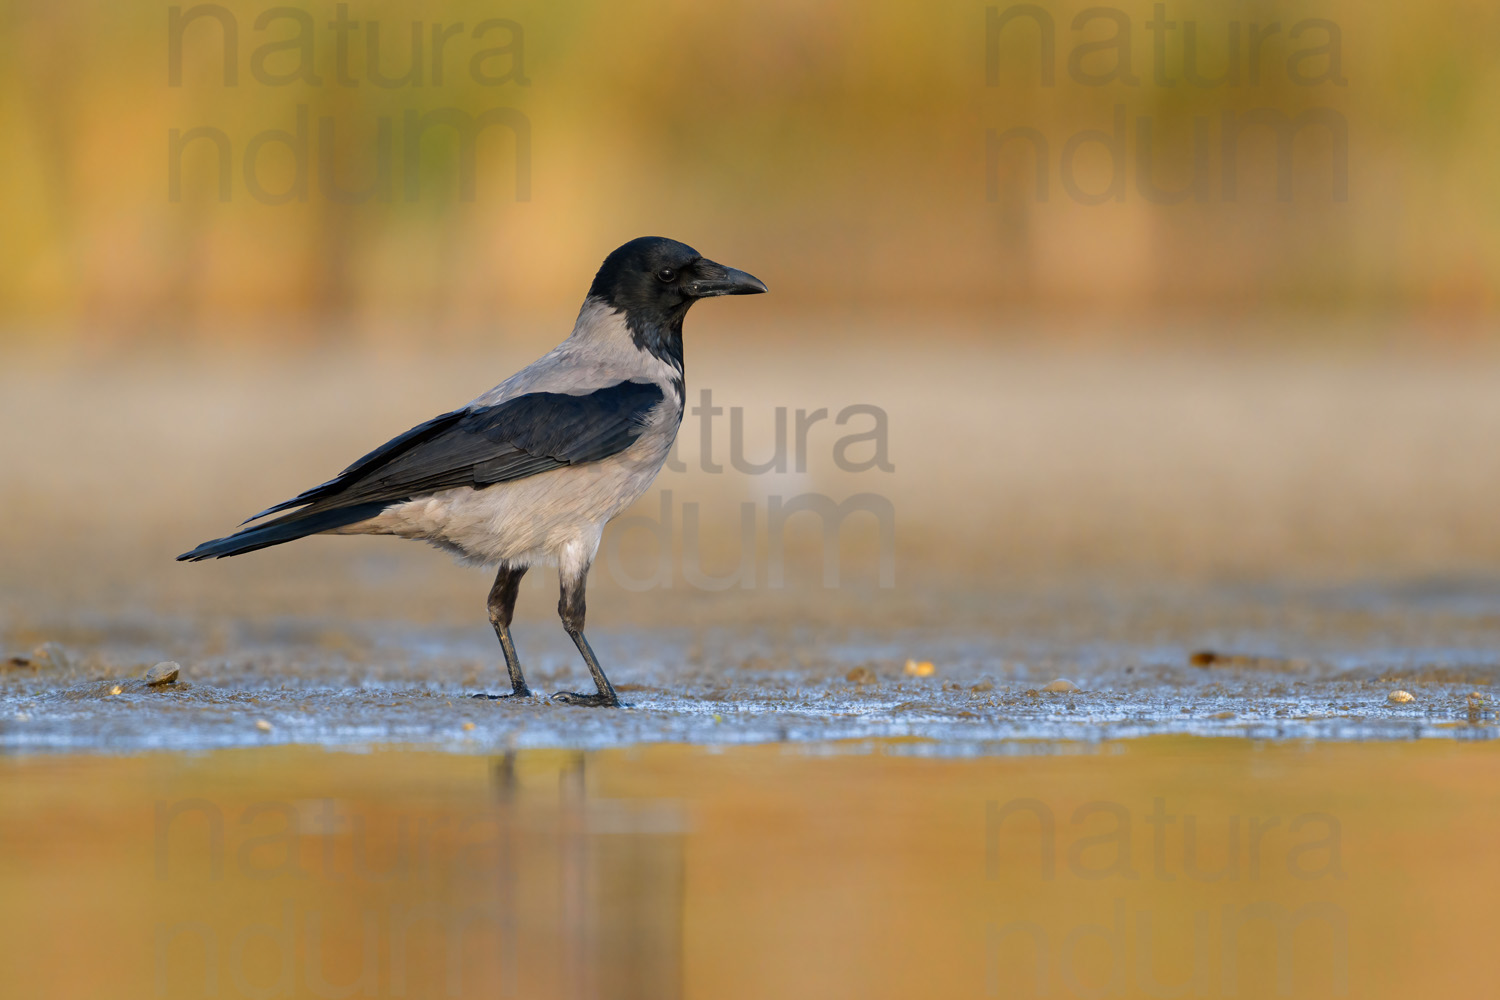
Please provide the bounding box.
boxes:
[587,237,767,366]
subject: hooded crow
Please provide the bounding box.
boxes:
[179,237,767,706]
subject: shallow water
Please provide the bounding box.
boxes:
[3,740,1497,1000]
[5,580,1499,1000]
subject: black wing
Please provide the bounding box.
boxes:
[178,381,665,561]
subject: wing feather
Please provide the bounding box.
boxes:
[178,380,665,561]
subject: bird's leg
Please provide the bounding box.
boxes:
[551,565,621,708]
[474,563,531,699]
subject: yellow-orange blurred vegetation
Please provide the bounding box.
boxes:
[3,0,1498,348]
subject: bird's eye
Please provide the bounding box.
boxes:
[656,268,676,283]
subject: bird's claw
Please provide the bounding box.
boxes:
[551,691,620,708]
[471,689,532,701]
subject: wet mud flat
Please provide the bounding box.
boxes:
[4,581,1499,753]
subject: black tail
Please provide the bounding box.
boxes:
[176,502,393,561]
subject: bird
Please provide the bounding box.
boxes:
[178,237,767,707]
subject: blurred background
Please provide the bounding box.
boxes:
[4,0,1496,341]
[3,0,1499,624]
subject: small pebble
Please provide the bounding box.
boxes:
[254,719,273,732]
[144,661,180,686]
[1189,651,1218,668]
[107,685,123,697]
[1387,690,1415,704]
[903,659,935,677]
[1041,678,1080,693]
[461,722,476,731]
[970,680,995,693]
[846,666,876,684]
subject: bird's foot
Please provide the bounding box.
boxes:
[551,690,621,708]
[471,687,532,701]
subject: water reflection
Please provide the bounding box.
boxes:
[2,739,1497,999]
[144,751,685,999]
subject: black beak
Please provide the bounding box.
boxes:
[686,260,768,297]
